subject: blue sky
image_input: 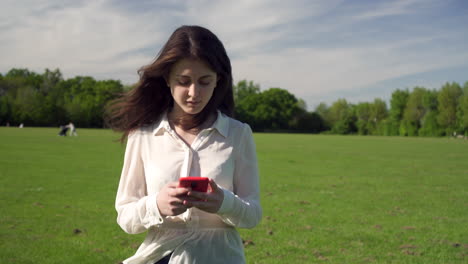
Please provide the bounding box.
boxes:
[1,0,467,109]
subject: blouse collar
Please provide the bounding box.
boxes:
[153,110,229,138]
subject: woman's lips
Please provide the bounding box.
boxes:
[187,101,200,105]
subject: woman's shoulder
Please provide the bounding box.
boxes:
[220,114,253,136]
[128,122,161,138]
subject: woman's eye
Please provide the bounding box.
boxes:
[199,77,214,86]
[177,80,191,86]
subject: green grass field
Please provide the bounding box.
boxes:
[0,127,467,263]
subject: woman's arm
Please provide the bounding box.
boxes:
[115,132,164,234]
[217,124,262,228]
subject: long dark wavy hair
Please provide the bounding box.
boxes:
[105,25,234,141]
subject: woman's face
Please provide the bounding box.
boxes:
[167,58,218,116]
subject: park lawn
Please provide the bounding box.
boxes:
[0,127,467,263]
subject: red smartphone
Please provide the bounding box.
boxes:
[178,177,209,192]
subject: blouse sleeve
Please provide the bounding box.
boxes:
[115,132,164,234]
[217,124,262,228]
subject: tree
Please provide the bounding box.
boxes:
[6,68,42,89]
[0,73,5,96]
[93,80,124,127]
[419,89,442,136]
[60,76,123,127]
[388,89,409,136]
[355,102,371,135]
[0,68,64,126]
[0,67,125,127]
[233,80,261,124]
[1,67,466,134]
[328,99,356,134]
[233,80,260,103]
[437,82,462,135]
[315,102,331,130]
[238,88,301,131]
[369,98,388,135]
[457,81,468,136]
[41,68,63,94]
[289,111,326,133]
[0,94,11,125]
[402,87,426,136]
[297,99,307,111]
[11,86,41,125]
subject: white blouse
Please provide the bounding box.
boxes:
[115,111,262,264]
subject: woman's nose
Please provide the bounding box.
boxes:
[188,83,200,98]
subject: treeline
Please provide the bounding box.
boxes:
[0,68,125,127]
[233,80,325,133]
[234,80,468,136]
[314,82,468,137]
[1,68,467,137]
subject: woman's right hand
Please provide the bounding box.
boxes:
[156,181,191,217]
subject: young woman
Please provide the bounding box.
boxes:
[106,25,261,264]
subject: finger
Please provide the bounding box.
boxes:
[167,181,180,188]
[169,197,186,206]
[184,199,209,209]
[208,179,218,192]
[187,190,207,200]
[170,187,190,197]
[183,196,199,202]
[182,200,194,208]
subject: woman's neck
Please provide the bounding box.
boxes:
[168,111,217,134]
[168,111,217,146]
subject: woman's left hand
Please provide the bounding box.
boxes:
[183,179,224,213]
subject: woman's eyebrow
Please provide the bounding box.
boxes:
[200,75,215,79]
[176,74,215,78]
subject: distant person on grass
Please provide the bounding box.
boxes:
[106,25,261,264]
[67,122,77,136]
[58,125,68,136]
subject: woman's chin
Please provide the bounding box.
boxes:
[181,107,203,115]
[180,103,208,114]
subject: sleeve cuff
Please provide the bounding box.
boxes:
[145,193,164,225]
[217,188,235,214]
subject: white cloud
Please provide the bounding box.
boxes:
[0,0,168,79]
[0,0,467,109]
[350,0,426,21]
[233,33,468,108]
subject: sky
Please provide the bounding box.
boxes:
[1,0,467,110]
